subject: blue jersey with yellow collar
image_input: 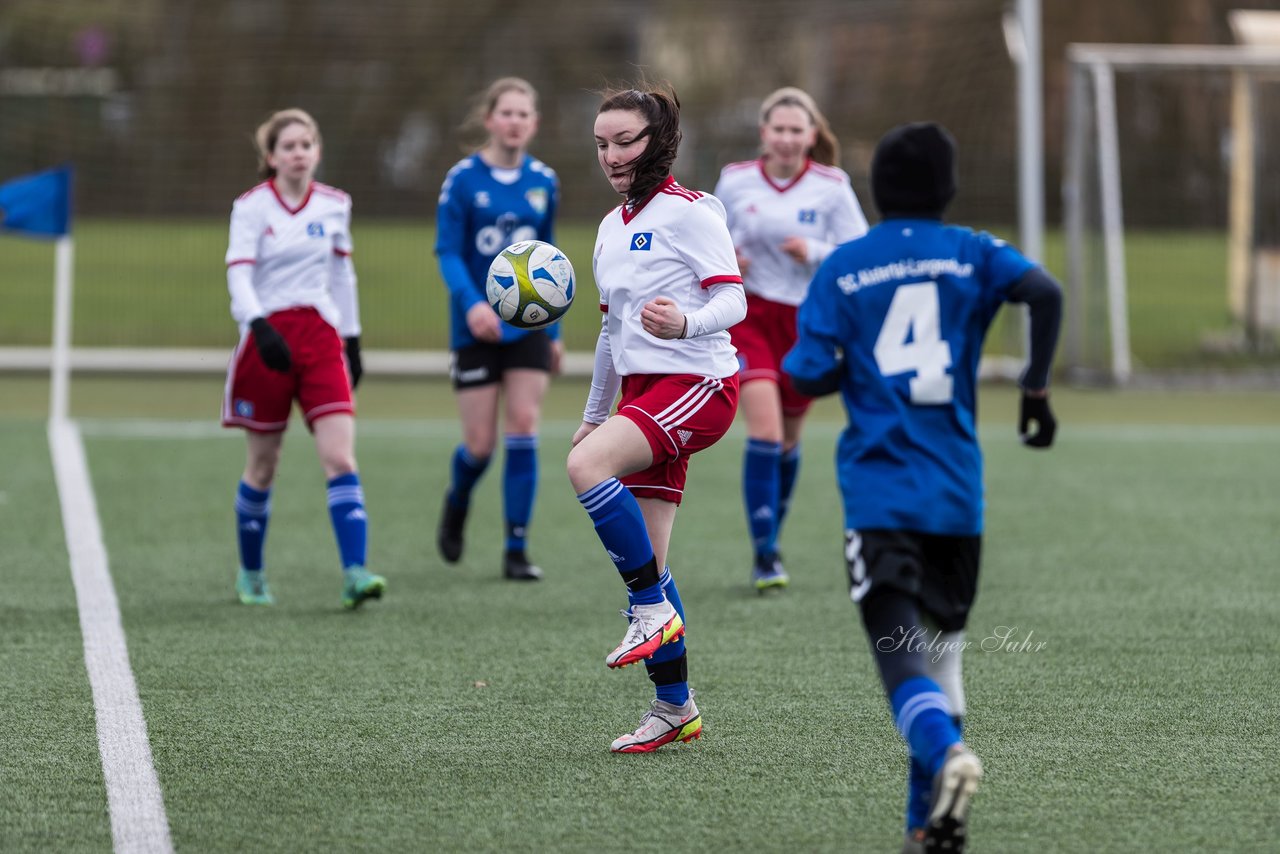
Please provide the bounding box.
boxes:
[435,153,559,347]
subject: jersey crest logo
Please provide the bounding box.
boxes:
[525,187,548,214]
[630,232,653,251]
[474,191,491,208]
[306,222,325,238]
[677,429,693,446]
[798,209,817,224]
[234,399,255,418]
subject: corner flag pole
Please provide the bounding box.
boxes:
[50,234,75,423]
[0,164,74,420]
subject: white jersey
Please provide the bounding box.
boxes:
[714,158,868,306]
[592,177,743,378]
[225,180,360,336]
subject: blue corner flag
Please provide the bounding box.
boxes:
[0,165,72,238]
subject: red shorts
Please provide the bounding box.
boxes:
[730,294,813,417]
[618,373,739,504]
[222,307,354,433]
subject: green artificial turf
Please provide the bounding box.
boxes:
[3,378,1278,851]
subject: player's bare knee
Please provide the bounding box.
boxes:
[317,446,357,479]
[566,443,606,493]
[505,408,541,436]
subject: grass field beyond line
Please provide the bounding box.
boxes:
[2,218,1262,369]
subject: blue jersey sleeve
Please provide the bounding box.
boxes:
[783,259,845,395]
[435,168,485,313]
[975,231,1035,299]
[539,174,559,245]
[540,173,562,341]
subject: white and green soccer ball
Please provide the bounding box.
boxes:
[485,240,576,330]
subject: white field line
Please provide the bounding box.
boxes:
[76,417,1280,444]
[48,418,173,854]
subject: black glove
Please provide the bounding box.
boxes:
[250,317,291,373]
[345,336,363,390]
[1019,391,1056,449]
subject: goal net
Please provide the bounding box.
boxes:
[1063,42,1280,384]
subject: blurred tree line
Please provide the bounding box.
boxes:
[2,0,1279,227]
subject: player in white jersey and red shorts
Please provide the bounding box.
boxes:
[714,87,868,591]
[566,83,747,753]
[222,108,385,610]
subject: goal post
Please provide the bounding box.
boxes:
[1063,42,1280,383]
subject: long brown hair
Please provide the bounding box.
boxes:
[460,77,539,151]
[759,87,839,167]
[254,108,321,180]
[597,82,682,204]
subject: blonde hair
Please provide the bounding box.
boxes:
[461,77,539,150]
[254,108,321,180]
[759,87,839,167]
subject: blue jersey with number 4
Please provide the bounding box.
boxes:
[783,219,1034,535]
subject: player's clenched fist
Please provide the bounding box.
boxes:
[641,296,686,339]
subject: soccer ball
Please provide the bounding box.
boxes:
[485,240,576,330]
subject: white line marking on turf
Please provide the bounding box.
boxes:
[48,418,174,854]
[76,417,1280,444]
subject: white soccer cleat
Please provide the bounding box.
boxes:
[610,695,702,753]
[925,743,983,852]
[605,599,684,669]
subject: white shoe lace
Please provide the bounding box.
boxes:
[618,608,647,648]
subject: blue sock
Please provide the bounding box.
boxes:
[743,438,782,558]
[448,445,490,508]
[327,473,367,569]
[503,434,537,553]
[778,444,801,532]
[648,566,689,705]
[891,677,962,777]
[577,478,661,605]
[235,481,271,571]
[906,714,962,833]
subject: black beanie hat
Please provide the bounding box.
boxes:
[871,122,957,220]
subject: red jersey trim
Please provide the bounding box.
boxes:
[701,274,743,289]
[759,158,811,193]
[270,179,314,216]
[227,258,256,267]
[660,179,702,202]
[236,181,272,202]
[599,303,609,313]
[333,248,351,258]
[313,182,350,203]
[620,176,701,223]
[620,176,670,225]
[808,162,847,182]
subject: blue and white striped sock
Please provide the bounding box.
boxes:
[778,443,802,531]
[448,445,490,509]
[647,566,689,705]
[891,676,962,777]
[577,478,662,605]
[503,434,537,553]
[743,438,782,558]
[235,481,271,571]
[327,473,367,570]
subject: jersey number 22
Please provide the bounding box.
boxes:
[873,282,953,404]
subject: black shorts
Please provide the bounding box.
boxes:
[845,529,981,633]
[450,331,552,390]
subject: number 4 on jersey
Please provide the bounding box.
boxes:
[873,282,953,404]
